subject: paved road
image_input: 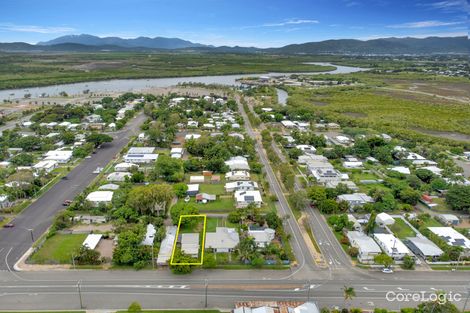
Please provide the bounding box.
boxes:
[0,113,146,270]
[0,271,468,310]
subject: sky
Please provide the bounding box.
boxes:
[0,0,468,47]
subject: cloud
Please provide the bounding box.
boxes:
[0,23,75,34]
[240,18,319,29]
[419,0,470,13]
[358,31,467,40]
[344,1,360,7]
[387,20,464,28]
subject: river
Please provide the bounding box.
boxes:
[0,62,365,102]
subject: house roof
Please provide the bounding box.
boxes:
[235,190,262,203]
[405,236,444,257]
[82,234,102,250]
[86,191,113,202]
[142,224,156,246]
[428,227,470,249]
[181,233,199,255]
[347,231,382,254]
[376,212,395,225]
[373,233,410,255]
[157,226,177,264]
[127,147,155,154]
[205,227,240,249]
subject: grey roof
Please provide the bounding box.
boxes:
[405,236,444,257]
[347,231,382,254]
[205,227,240,250]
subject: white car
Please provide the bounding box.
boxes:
[382,268,393,274]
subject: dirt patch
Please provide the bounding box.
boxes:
[384,79,470,99]
[71,61,126,71]
[71,224,113,232]
[343,112,367,118]
[411,127,470,142]
[96,238,114,259]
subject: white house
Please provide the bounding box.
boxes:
[142,224,156,246]
[181,233,199,257]
[156,226,177,265]
[86,191,114,206]
[170,147,183,159]
[82,234,102,250]
[225,170,250,181]
[127,147,155,154]
[114,162,138,172]
[281,120,296,128]
[98,183,120,191]
[388,166,411,175]
[376,212,395,227]
[185,133,201,140]
[107,172,131,182]
[0,194,13,209]
[225,156,250,171]
[189,175,205,183]
[33,160,58,174]
[205,227,240,253]
[225,181,258,193]
[248,227,275,248]
[404,236,443,260]
[373,233,410,260]
[124,153,158,164]
[187,184,200,196]
[235,190,262,208]
[347,231,382,264]
[44,150,73,163]
[337,193,374,209]
[296,144,316,155]
[428,227,470,251]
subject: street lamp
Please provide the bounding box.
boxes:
[28,228,34,243]
[77,280,84,309]
[204,279,208,308]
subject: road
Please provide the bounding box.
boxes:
[0,112,147,270]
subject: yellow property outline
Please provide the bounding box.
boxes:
[170,214,207,265]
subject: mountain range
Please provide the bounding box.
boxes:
[0,34,468,54]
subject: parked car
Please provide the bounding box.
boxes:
[382,268,393,274]
[3,223,14,228]
[62,200,73,206]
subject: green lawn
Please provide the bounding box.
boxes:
[29,234,87,264]
[430,198,452,212]
[117,310,225,313]
[389,218,416,239]
[192,197,236,212]
[206,217,219,232]
[199,183,225,195]
[421,217,443,228]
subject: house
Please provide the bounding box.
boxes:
[86,191,113,206]
[388,166,411,175]
[248,227,275,247]
[376,212,395,227]
[190,175,205,183]
[421,166,443,176]
[156,226,177,265]
[225,170,250,181]
[187,184,200,196]
[335,135,351,145]
[437,214,460,226]
[326,180,359,191]
[85,114,102,123]
[295,144,316,155]
[337,193,374,209]
[98,183,120,191]
[205,227,240,253]
[124,153,158,164]
[33,160,58,174]
[347,214,362,231]
[293,302,320,313]
[0,194,13,209]
[428,227,470,251]
[107,172,131,182]
[343,160,363,169]
[115,162,138,172]
[73,215,106,224]
[211,175,221,183]
[203,123,215,129]
[225,181,258,193]
[281,120,296,128]
[195,193,216,203]
[373,233,410,260]
[44,150,73,163]
[347,231,382,264]
[171,147,183,159]
[404,236,443,260]
[225,156,250,171]
[127,147,155,154]
[181,233,199,257]
[142,224,156,246]
[185,133,201,140]
[235,190,262,208]
[137,133,147,142]
[82,234,102,250]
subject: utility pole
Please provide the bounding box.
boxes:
[71,254,76,269]
[28,228,34,243]
[307,280,312,302]
[151,241,155,270]
[77,280,83,309]
[463,287,470,313]
[204,279,208,308]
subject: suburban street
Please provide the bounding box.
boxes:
[0,112,147,271]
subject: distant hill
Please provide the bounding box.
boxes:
[269,37,470,54]
[37,34,208,49]
[1,35,468,54]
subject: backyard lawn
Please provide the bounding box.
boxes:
[30,234,87,264]
[389,218,416,239]
[199,183,225,195]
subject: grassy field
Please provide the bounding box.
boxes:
[0,52,333,90]
[29,234,87,264]
[389,218,416,239]
[199,183,225,195]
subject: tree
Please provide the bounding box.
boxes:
[86,133,113,147]
[10,153,34,166]
[399,188,421,205]
[445,185,470,212]
[173,183,188,198]
[353,140,371,159]
[130,171,145,183]
[307,186,327,203]
[202,253,217,269]
[342,286,356,308]
[401,255,415,270]
[170,202,199,225]
[289,190,309,211]
[170,250,194,274]
[265,211,282,229]
[74,246,101,265]
[127,301,142,313]
[374,253,394,268]
[415,168,434,183]
[365,211,376,235]
[153,155,184,182]
[348,247,359,257]
[126,184,174,216]
[318,199,339,214]
[237,236,257,262]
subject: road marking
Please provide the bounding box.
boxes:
[397,287,409,291]
[363,287,375,291]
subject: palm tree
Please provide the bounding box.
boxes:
[342,286,356,309]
